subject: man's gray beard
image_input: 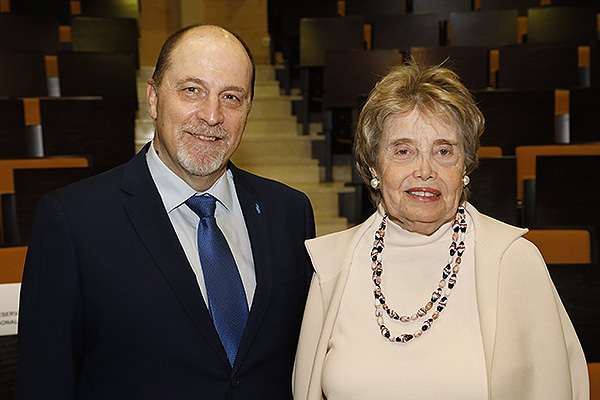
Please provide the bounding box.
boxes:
[176,124,230,177]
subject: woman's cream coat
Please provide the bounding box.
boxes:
[294,203,589,400]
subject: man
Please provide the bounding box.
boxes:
[15,25,315,399]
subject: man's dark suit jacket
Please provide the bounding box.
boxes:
[15,143,316,399]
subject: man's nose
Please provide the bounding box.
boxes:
[197,95,224,126]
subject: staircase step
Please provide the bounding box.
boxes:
[254,81,281,98]
[315,216,350,236]
[249,96,298,118]
[293,183,354,218]
[244,116,299,135]
[256,65,276,81]
[320,164,353,183]
[232,159,320,184]
[233,135,313,161]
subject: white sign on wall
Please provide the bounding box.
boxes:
[0,283,21,336]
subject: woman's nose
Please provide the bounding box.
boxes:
[413,154,437,180]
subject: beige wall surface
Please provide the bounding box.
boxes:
[138,0,180,68]
[202,0,270,65]
[138,0,270,67]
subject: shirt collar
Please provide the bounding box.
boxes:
[146,141,234,214]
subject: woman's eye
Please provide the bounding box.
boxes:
[185,87,199,93]
[396,149,409,155]
[439,148,452,156]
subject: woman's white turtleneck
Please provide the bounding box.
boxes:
[321,209,488,399]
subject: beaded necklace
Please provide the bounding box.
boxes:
[372,205,466,343]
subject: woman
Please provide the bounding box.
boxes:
[293,61,588,399]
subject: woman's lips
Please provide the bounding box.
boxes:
[406,187,441,201]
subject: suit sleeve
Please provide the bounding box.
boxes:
[15,194,84,399]
[302,193,316,286]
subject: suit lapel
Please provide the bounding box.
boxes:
[229,165,274,369]
[120,144,229,366]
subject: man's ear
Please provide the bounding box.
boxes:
[147,79,158,120]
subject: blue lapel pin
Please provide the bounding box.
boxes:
[255,203,261,214]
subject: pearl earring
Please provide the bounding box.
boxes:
[462,175,470,186]
[370,177,380,189]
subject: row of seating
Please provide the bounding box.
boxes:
[0,13,139,60]
[0,3,140,395]
[0,0,139,24]
[290,3,599,179]
[0,11,139,246]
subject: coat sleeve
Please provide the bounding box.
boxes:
[293,272,325,400]
[550,267,590,400]
[15,194,84,399]
[490,238,589,400]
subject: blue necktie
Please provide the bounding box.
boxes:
[186,194,249,366]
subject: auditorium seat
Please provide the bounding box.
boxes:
[0,99,27,158]
[591,40,600,88]
[69,16,140,67]
[38,97,136,170]
[498,43,583,89]
[0,245,27,284]
[524,229,594,264]
[546,263,600,363]
[411,0,472,22]
[410,46,489,90]
[370,13,440,53]
[527,155,600,266]
[12,167,100,244]
[320,48,399,180]
[448,9,519,48]
[569,87,600,143]
[0,157,89,245]
[298,16,365,134]
[479,0,539,16]
[57,50,137,102]
[300,16,365,68]
[1,97,135,169]
[344,0,405,22]
[7,0,71,24]
[469,156,518,225]
[590,362,600,399]
[79,0,140,20]
[0,50,48,98]
[477,146,502,157]
[527,6,599,46]
[267,0,338,91]
[515,144,600,203]
[533,154,600,228]
[0,14,60,53]
[548,0,598,5]
[473,89,556,155]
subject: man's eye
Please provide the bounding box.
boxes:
[397,149,409,155]
[185,87,199,93]
[439,149,450,155]
[223,94,239,101]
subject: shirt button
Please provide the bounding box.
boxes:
[231,378,240,387]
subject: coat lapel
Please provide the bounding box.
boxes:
[228,165,274,370]
[120,144,229,366]
[467,203,527,387]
